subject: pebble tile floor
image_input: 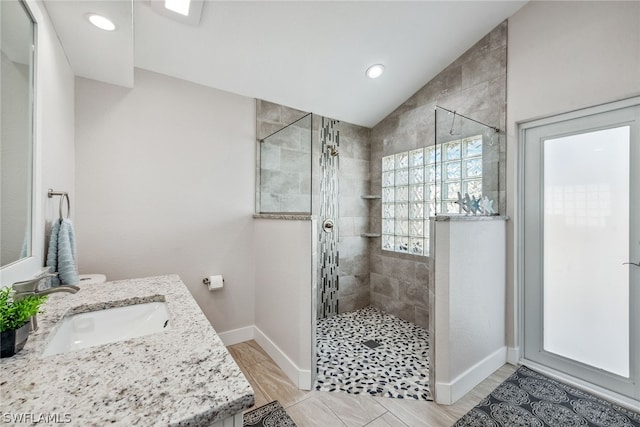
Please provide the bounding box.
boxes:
[315,306,432,400]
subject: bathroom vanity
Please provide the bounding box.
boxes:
[0,275,253,426]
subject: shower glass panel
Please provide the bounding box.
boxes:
[434,106,503,214]
[383,108,501,255]
[258,113,312,214]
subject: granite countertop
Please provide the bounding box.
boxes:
[0,275,254,426]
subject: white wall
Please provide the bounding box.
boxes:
[253,218,313,389]
[37,0,76,241]
[433,219,506,404]
[74,69,256,333]
[506,1,640,353]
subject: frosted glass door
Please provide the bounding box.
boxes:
[543,127,629,377]
[522,100,640,400]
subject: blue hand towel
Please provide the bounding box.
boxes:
[45,219,79,286]
[45,220,61,286]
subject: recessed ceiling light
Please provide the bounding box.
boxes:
[366,64,385,79]
[87,14,116,31]
[165,0,191,16]
[150,0,203,26]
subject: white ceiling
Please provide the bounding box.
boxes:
[44,1,134,87]
[43,1,526,128]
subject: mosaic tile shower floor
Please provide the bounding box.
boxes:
[315,306,432,400]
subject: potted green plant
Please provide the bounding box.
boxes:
[0,287,47,358]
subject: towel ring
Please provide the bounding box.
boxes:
[48,189,71,219]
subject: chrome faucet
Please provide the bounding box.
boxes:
[11,272,80,331]
[12,272,80,299]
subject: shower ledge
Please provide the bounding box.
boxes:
[361,195,381,200]
[253,213,315,221]
[431,214,510,221]
[361,233,381,238]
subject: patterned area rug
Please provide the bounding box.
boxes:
[243,401,296,427]
[455,366,640,427]
[315,306,431,400]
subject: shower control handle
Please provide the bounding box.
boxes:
[322,219,335,233]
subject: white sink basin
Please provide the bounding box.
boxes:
[42,302,171,356]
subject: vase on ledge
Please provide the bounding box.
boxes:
[0,321,30,358]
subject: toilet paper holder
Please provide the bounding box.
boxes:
[202,276,224,286]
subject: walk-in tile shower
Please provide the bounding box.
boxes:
[255,100,431,399]
[255,17,507,400]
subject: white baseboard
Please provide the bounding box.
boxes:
[217,326,256,346]
[507,346,520,365]
[298,370,312,390]
[252,326,312,391]
[435,346,507,405]
[218,325,312,390]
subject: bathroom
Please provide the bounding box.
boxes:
[2,0,640,426]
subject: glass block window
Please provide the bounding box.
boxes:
[381,135,483,256]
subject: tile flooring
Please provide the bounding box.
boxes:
[227,340,516,427]
[315,306,431,400]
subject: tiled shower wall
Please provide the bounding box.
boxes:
[369,21,508,329]
[256,100,371,315]
[334,122,371,313]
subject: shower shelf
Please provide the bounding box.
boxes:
[361,195,381,200]
[361,233,381,238]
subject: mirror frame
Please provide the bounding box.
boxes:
[0,0,43,285]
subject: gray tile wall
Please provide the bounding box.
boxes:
[369,21,508,329]
[335,122,371,313]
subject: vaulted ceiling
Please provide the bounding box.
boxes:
[43,1,526,127]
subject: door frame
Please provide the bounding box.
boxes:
[517,96,640,409]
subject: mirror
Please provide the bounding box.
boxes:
[1,0,35,267]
